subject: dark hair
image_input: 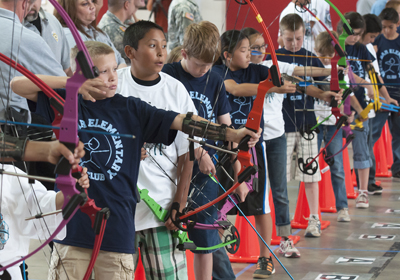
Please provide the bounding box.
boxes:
[54,0,104,39]
[379,7,400,23]
[337,12,365,34]
[123,21,165,50]
[363,14,382,35]
[241,27,261,38]
[214,30,248,65]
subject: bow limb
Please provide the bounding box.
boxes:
[137,186,240,253]
[0,53,86,272]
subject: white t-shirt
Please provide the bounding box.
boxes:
[261,60,295,140]
[117,68,197,231]
[280,0,331,53]
[0,165,64,277]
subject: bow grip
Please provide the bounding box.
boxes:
[54,142,76,175]
[237,134,253,152]
[269,65,281,87]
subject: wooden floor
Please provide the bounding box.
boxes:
[26,158,400,280]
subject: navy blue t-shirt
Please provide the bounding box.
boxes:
[373,34,400,101]
[213,63,268,141]
[35,90,178,254]
[162,62,231,123]
[267,48,325,133]
[162,62,232,177]
[346,43,375,108]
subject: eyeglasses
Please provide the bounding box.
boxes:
[250,44,268,52]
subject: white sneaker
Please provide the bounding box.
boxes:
[279,239,301,258]
[337,208,351,222]
[304,216,321,237]
[356,192,369,208]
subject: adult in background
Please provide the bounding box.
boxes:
[98,0,145,64]
[167,0,202,51]
[54,0,127,68]
[0,0,65,124]
[24,0,72,76]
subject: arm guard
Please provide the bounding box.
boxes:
[0,134,28,161]
[182,112,228,141]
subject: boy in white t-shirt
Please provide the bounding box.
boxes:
[120,20,196,279]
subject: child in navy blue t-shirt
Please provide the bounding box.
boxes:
[212,29,298,278]
[162,21,238,280]
[270,13,331,239]
[11,41,260,280]
[374,8,400,178]
[340,12,377,209]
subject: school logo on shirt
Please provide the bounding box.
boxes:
[348,56,364,78]
[78,119,124,181]
[52,31,59,42]
[231,96,252,125]
[189,91,216,123]
[378,49,400,79]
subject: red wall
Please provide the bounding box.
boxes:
[226,0,357,49]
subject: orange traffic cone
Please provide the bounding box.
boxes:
[383,121,393,169]
[269,189,301,245]
[228,214,259,263]
[291,182,330,229]
[374,130,392,177]
[343,144,357,199]
[318,152,337,213]
[186,250,195,280]
[135,247,146,280]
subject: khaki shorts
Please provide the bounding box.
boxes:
[48,243,134,280]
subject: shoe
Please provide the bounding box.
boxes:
[393,171,400,178]
[253,256,275,278]
[279,238,301,258]
[368,183,383,195]
[337,208,351,222]
[304,216,321,237]
[356,192,369,208]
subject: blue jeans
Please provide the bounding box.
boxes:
[264,133,291,236]
[317,125,348,211]
[352,120,372,169]
[212,248,236,280]
[368,111,389,184]
[389,112,400,174]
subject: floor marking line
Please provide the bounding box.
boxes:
[295,246,400,253]
[368,242,400,279]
